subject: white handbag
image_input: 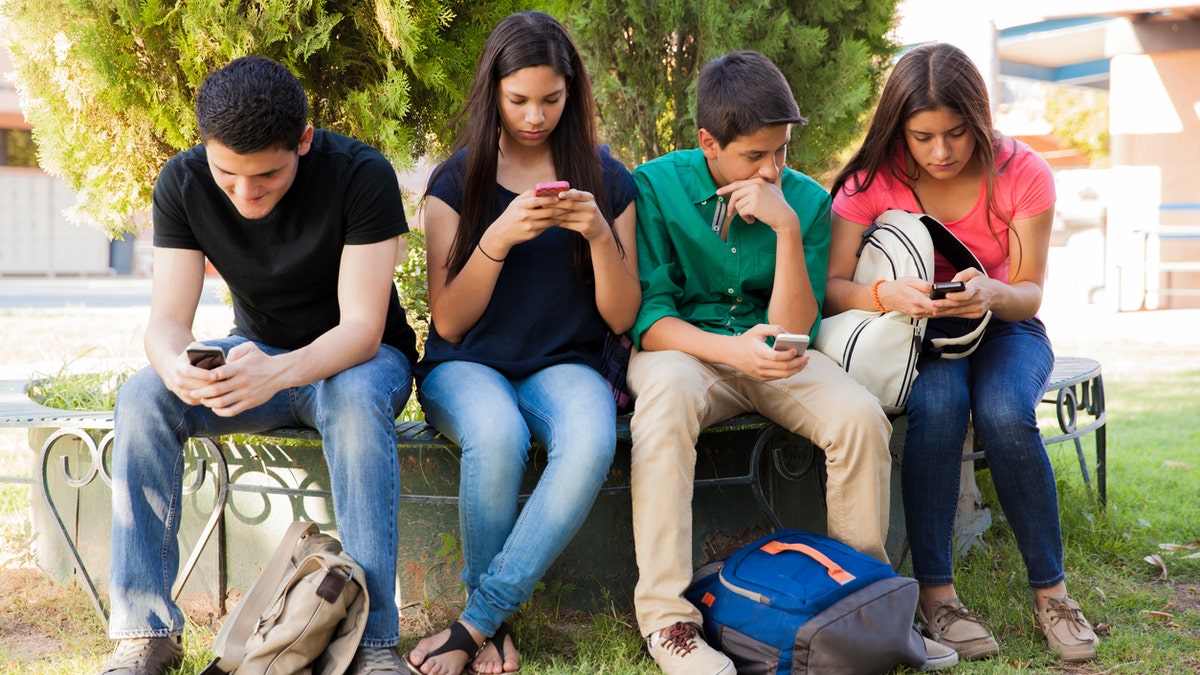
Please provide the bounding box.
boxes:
[814,210,991,415]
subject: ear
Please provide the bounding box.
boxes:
[296,125,315,156]
[698,128,721,159]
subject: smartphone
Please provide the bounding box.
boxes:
[187,345,226,370]
[535,180,570,197]
[773,333,810,354]
[930,281,966,300]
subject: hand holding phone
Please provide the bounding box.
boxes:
[773,333,810,354]
[535,180,570,198]
[187,345,226,370]
[929,281,965,300]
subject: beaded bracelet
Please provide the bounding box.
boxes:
[871,279,888,312]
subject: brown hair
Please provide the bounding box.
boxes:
[429,11,617,280]
[830,43,1018,261]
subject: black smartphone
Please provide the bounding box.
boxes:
[930,281,965,300]
[187,345,226,370]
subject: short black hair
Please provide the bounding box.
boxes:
[695,50,807,147]
[195,55,308,153]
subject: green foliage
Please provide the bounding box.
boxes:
[553,0,898,177]
[0,0,531,237]
[396,229,429,421]
[27,358,132,410]
[1044,86,1110,166]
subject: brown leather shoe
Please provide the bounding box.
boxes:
[98,636,184,675]
[1035,595,1098,662]
[917,598,999,660]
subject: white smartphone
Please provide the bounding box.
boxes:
[773,333,810,354]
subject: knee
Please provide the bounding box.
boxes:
[323,365,411,419]
[629,351,709,421]
[115,366,172,411]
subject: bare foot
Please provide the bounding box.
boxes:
[471,627,519,674]
[406,622,484,675]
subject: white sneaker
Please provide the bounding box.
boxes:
[646,622,734,675]
[918,635,960,671]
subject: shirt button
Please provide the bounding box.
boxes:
[736,297,743,303]
[730,247,737,254]
[727,288,735,295]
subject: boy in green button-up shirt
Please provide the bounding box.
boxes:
[627,51,895,675]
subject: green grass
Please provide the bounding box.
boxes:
[1,370,1198,673]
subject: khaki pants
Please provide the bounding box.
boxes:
[627,348,892,636]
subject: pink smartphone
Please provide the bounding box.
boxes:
[535,180,570,197]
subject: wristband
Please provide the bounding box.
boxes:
[871,279,888,312]
[477,242,506,263]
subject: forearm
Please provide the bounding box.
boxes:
[265,319,383,390]
[144,318,199,379]
[589,228,641,333]
[640,316,738,366]
[823,277,873,314]
[986,279,1044,322]
[766,229,819,334]
[428,243,506,343]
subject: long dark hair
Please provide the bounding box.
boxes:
[831,43,1019,263]
[431,11,618,280]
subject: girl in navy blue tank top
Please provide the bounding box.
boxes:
[406,11,639,675]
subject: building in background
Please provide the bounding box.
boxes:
[895,0,1200,310]
[0,47,124,276]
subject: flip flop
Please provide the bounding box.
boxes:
[470,621,518,674]
[407,621,481,675]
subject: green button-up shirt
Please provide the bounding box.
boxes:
[631,148,831,349]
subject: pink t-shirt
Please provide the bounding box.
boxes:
[832,137,1054,282]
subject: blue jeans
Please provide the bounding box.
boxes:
[418,361,616,637]
[108,336,412,647]
[903,317,1064,589]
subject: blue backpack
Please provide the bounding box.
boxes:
[684,529,926,674]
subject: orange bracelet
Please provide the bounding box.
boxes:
[871,279,888,312]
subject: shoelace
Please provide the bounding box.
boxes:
[934,602,988,632]
[1043,597,1089,635]
[358,646,402,673]
[655,622,699,656]
[104,638,157,669]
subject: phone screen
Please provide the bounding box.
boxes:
[187,347,225,370]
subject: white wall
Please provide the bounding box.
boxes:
[0,169,111,275]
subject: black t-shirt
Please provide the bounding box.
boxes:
[415,148,635,382]
[152,130,418,363]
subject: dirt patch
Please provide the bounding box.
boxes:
[0,567,107,662]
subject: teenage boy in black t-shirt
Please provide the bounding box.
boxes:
[100,56,417,675]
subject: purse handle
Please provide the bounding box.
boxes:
[203,521,318,674]
[760,540,856,585]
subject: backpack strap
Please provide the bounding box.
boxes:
[916,213,984,273]
[202,521,318,674]
[913,213,993,359]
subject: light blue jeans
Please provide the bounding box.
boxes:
[903,316,1064,589]
[108,336,412,647]
[418,361,616,637]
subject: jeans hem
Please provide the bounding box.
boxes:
[1028,573,1067,590]
[108,628,182,640]
[913,575,956,587]
[358,636,400,649]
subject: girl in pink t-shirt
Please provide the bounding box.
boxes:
[827,43,1098,664]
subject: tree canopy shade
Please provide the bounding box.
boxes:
[0,0,532,237]
[2,0,897,237]
[554,0,899,178]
